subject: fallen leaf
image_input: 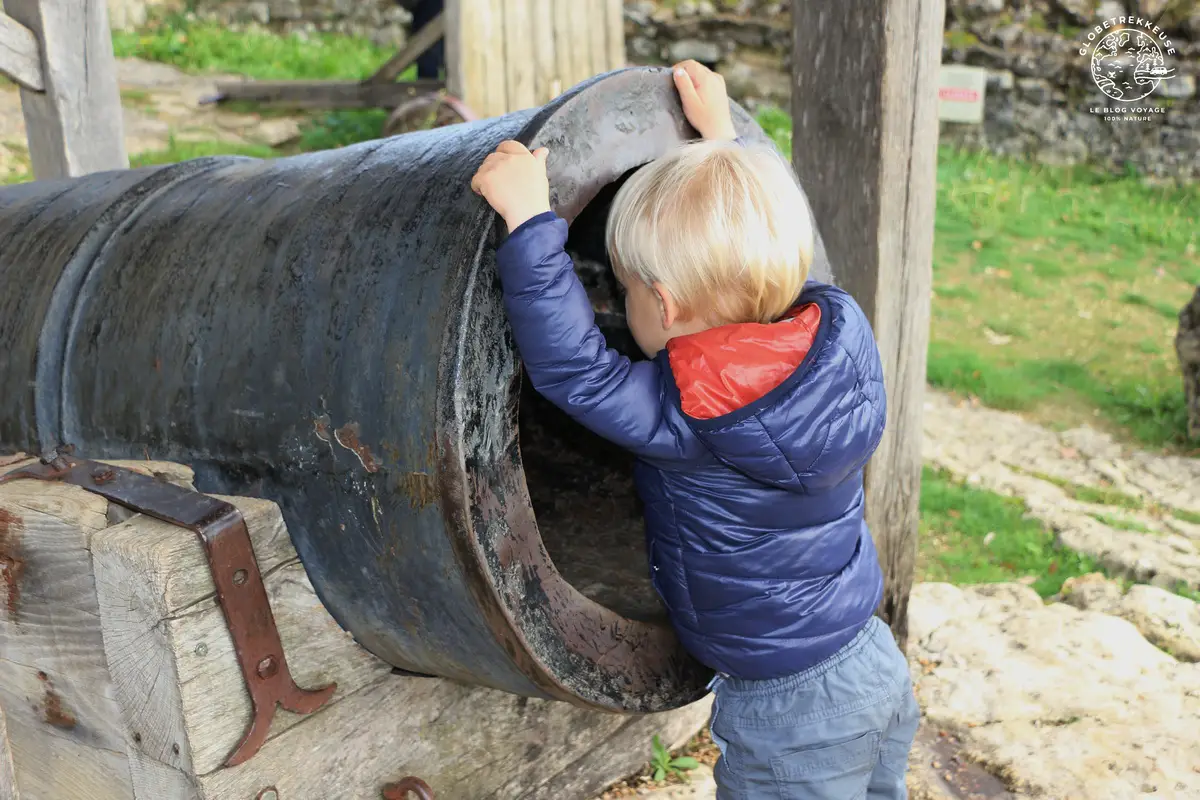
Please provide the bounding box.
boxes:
[1059,446,1079,459]
[972,240,983,250]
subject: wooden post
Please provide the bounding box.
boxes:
[4,0,128,179]
[0,13,44,91]
[447,0,626,118]
[790,0,944,650]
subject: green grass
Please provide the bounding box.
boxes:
[111,17,393,80]
[1089,512,1153,534]
[927,145,1199,451]
[755,105,792,156]
[1121,292,1184,321]
[110,15,401,155]
[917,467,1100,597]
[753,106,1198,451]
[1025,470,1146,510]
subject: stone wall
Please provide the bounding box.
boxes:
[627,0,1200,181]
[109,0,1200,180]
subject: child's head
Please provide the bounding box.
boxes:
[605,138,814,357]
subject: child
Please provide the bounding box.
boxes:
[470,61,919,799]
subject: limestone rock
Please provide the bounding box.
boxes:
[909,582,1200,799]
[1178,285,1200,441]
[667,39,722,65]
[922,390,1200,592]
[250,118,303,147]
[1063,573,1200,662]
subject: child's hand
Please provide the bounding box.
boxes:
[672,60,737,141]
[470,141,552,233]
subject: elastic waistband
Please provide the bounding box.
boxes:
[711,616,884,695]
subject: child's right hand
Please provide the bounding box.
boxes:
[672,60,737,141]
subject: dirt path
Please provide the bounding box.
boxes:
[0,58,304,180]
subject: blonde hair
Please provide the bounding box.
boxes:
[605,139,814,325]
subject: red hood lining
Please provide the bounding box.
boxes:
[666,304,821,421]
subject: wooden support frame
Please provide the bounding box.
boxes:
[208,78,443,110]
[2,0,128,180]
[211,12,445,110]
[791,0,945,650]
[0,12,44,91]
[446,0,626,119]
[1,458,713,799]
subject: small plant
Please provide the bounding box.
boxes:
[650,735,699,783]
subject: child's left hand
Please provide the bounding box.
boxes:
[470,141,552,233]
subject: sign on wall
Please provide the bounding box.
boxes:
[938,64,988,124]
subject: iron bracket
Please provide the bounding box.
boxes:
[0,448,336,767]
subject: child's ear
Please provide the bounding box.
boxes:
[653,282,679,330]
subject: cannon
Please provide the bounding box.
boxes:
[0,67,833,714]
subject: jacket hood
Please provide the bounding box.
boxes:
[661,282,886,494]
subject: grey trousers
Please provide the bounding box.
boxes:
[708,617,920,799]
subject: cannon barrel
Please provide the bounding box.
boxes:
[0,68,832,712]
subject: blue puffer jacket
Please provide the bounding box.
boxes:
[495,211,887,680]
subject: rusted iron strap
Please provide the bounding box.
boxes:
[0,452,336,767]
[382,776,435,800]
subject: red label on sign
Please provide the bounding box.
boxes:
[939,87,980,102]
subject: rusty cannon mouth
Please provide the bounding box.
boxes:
[0,67,830,712]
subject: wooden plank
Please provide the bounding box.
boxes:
[211,78,442,110]
[0,703,17,800]
[588,2,610,79]
[367,11,446,85]
[91,485,713,798]
[91,497,393,783]
[0,12,43,92]
[790,0,944,651]
[0,663,133,800]
[604,0,626,74]
[196,671,712,799]
[4,0,127,179]
[502,0,537,111]
[551,0,574,99]
[530,0,558,104]
[569,1,593,87]
[0,474,133,799]
[480,0,509,116]
[446,0,503,116]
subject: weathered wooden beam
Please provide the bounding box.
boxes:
[91,495,391,781]
[502,0,537,111]
[605,0,626,74]
[5,0,127,179]
[210,78,442,110]
[367,10,445,85]
[0,12,43,92]
[791,0,945,651]
[89,486,713,798]
[0,458,194,800]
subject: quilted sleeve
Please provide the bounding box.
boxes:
[494,212,691,461]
